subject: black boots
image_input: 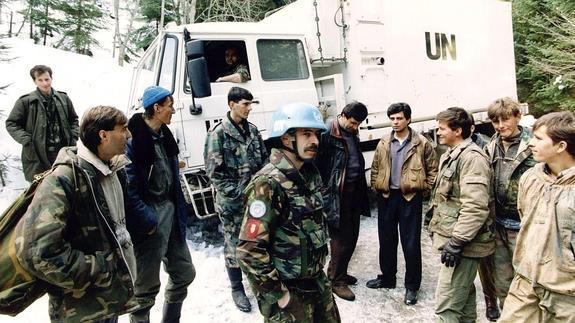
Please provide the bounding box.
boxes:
[485,296,501,322]
[161,302,183,323]
[227,267,252,312]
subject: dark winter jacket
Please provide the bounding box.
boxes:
[124,113,188,243]
[315,118,370,228]
[5,89,79,181]
[15,147,137,322]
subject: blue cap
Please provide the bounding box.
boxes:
[268,102,327,138]
[142,86,171,110]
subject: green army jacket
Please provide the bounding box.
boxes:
[237,148,328,305]
[429,138,495,258]
[5,89,79,182]
[204,113,268,217]
[15,147,137,322]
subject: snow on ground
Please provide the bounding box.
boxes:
[9,215,492,323]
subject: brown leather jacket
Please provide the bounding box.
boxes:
[370,128,438,201]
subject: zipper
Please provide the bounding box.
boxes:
[81,167,135,284]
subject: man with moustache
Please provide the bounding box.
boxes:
[428,107,494,322]
[204,86,268,312]
[367,102,437,306]
[315,101,370,301]
[499,111,575,322]
[237,103,340,322]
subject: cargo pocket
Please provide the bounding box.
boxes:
[433,203,460,237]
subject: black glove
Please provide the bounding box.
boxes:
[440,238,466,268]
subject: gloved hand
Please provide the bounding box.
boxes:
[440,237,466,267]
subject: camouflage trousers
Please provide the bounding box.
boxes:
[219,210,243,268]
[435,257,480,323]
[257,272,341,323]
[492,224,518,307]
[499,275,575,322]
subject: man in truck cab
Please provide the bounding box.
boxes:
[215,46,250,83]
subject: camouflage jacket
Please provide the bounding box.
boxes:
[428,138,495,258]
[514,164,575,295]
[236,148,328,305]
[5,89,79,182]
[15,147,137,322]
[204,113,268,217]
[484,127,536,228]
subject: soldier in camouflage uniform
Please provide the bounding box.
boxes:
[428,107,495,323]
[15,106,137,323]
[500,111,575,322]
[215,47,250,83]
[237,103,340,323]
[204,87,268,312]
[483,97,535,316]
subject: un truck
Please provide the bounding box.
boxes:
[128,0,518,220]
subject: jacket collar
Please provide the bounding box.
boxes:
[77,140,130,176]
[534,163,575,185]
[128,113,179,166]
[329,117,344,139]
[222,111,249,143]
[269,148,315,194]
[387,127,421,146]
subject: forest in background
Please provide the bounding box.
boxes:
[0,0,573,116]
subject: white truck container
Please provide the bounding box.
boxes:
[128,0,518,219]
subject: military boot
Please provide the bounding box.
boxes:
[161,302,183,323]
[485,296,500,322]
[227,267,252,312]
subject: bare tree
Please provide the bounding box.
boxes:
[117,0,138,66]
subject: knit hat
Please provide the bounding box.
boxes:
[142,86,171,110]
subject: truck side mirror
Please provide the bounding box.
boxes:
[186,40,211,98]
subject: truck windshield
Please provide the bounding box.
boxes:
[257,39,309,81]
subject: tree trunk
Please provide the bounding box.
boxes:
[113,0,119,58]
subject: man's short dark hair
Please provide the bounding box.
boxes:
[228,86,253,103]
[341,101,368,122]
[436,107,473,139]
[143,95,173,119]
[533,111,575,157]
[387,102,412,120]
[30,65,52,80]
[80,106,128,155]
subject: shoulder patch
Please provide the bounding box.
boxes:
[249,200,266,218]
[244,218,262,239]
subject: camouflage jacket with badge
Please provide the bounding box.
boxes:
[484,126,536,223]
[514,164,575,295]
[236,148,328,305]
[204,112,268,216]
[428,138,495,258]
[15,147,137,322]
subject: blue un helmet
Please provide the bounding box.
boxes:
[268,102,327,138]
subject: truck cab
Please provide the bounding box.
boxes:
[128,22,318,219]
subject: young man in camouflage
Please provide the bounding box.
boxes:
[428,107,495,322]
[481,97,535,319]
[6,64,79,182]
[204,86,268,312]
[237,103,340,322]
[500,111,575,322]
[15,106,136,323]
